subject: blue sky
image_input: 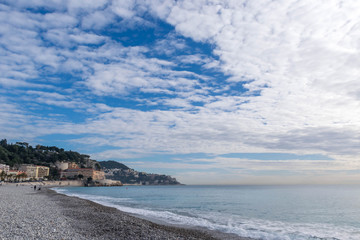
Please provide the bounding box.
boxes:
[2,0,360,184]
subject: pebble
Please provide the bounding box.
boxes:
[0,185,86,240]
[0,184,252,240]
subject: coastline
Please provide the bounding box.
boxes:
[0,184,254,240]
[1,180,84,187]
[47,187,254,240]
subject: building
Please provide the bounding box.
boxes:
[7,170,26,178]
[55,161,69,171]
[19,165,37,178]
[19,164,49,179]
[93,169,105,180]
[0,164,10,173]
[37,166,50,178]
[68,162,79,169]
[61,168,105,181]
[60,168,84,179]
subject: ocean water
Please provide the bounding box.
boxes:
[53,185,360,240]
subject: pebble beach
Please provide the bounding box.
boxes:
[0,184,252,240]
[0,184,86,240]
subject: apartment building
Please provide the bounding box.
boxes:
[19,164,49,179]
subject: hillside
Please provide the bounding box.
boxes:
[99,160,129,170]
[0,139,90,167]
[0,139,98,179]
[0,139,181,184]
[100,160,181,185]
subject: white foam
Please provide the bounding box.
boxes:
[52,188,221,230]
[52,188,131,203]
[195,211,360,240]
[53,188,360,240]
[196,212,360,240]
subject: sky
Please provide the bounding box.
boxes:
[1,0,360,185]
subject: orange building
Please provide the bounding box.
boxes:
[68,162,79,169]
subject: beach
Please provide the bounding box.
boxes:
[0,184,252,240]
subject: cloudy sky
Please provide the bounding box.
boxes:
[1,0,360,184]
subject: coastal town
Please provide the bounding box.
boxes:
[0,139,116,186]
[0,140,180,186]
[0,160,181,186]
[0,163,50,182]
[0,160,115,186]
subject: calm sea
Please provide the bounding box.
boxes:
[53,185,360,240]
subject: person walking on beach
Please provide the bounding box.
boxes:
[34,185,36,191]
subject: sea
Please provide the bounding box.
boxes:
[53,185,360,240]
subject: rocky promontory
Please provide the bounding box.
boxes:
[100,160,181,185]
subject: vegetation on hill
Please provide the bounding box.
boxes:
[0,139,90,168]
[105,169,181,185]
[100,160,181,185]
[0,139,181,184]
[99,160,130,170]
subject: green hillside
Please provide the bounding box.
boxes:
[0,139,90,169]
[99,160,130,170]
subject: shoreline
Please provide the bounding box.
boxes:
[0,184,254,240]
[47,187,254,240]
[1,180,84,187]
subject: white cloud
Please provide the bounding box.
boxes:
[69,32,106,45]
[25,90,89,109]
[81,9,115,30]
[66,0,109,13]
[43,12,78,28]
[153,33,188,56]
[84,52,207,100]
[111,0,136,19]
[2,0,360,184]
[0,78,52,89]
[177,54,210,65]
[141,0,360,156]
[166,1,224,42]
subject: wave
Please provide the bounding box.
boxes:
[52,187,132,203]
[53,188,360,240]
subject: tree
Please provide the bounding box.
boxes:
[0,147,10,162]
[0,171,5,181]
[99,161,130,170]
[18,172,27,181]
[0,139,7,147]
[0,139,101,180]
[16,142,29,148]
[87,177,93,183]
[94,162,101,171]
[49,167,60,180]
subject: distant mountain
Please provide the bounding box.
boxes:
[99,160,129,170]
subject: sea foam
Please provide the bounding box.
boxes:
[53,186,360,240]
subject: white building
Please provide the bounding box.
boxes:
[55,161,69,171]
[0,164,10,173]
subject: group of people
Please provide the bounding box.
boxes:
[33,185,41,191]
